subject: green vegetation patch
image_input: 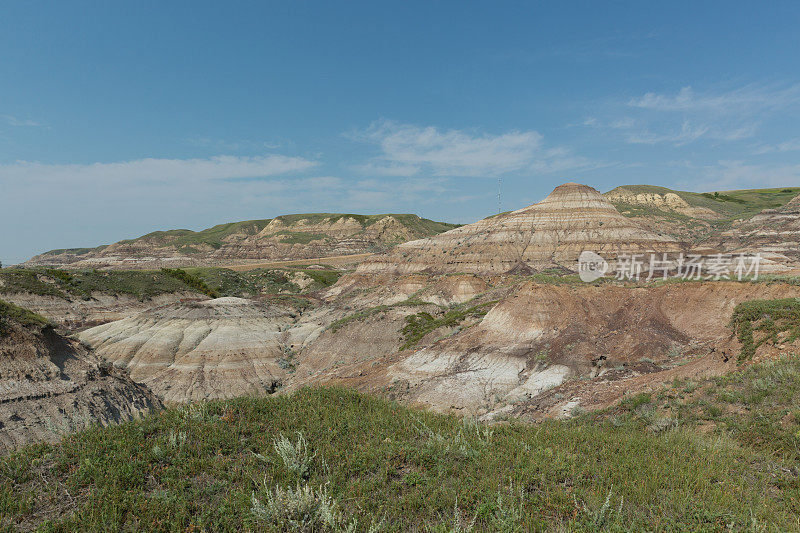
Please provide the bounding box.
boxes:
[604,353,800,465]
[270,213,458,236]
[116,220,273,253]
[160,268,220,298]
[0,298,50,336]
[0,265,343,303]
[2,386,800,530]
[608,184,800,222]
[327,298,429,333]
[0,268,195,300]
[400,300,498,350]
[730,298,800,361]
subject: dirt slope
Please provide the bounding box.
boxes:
[0,303,161,450]
[78,297,328,404]
[287,277,800,418]
[709,193,800,269]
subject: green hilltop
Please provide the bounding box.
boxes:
[37,213,459,258]
[606,184,800,221]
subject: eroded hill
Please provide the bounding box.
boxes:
[605,184,800,245]
[23,213,459,270]
[0,299,161,451]
[359,183,685,276]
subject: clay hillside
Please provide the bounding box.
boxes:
[358,183,685,276]
[69,183,800,421]
[23,213,459,270]
[79,297,324,405]
[605,184,800,244]
[0,299,161,450]
[708,192,800,267]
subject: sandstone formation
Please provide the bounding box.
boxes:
[17,182,800,426]
[357,183,684,276]
[0,291,199,329]
[605,186,720,219]
[0,310,161,450]
[24,214,458,269]
[79,297,326,404]
[291,278,800,417]
[711,194,800,270]
[606,185,800,245]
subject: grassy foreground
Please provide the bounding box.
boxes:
[2,377,800,532]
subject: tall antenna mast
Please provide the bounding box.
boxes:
[497,177,502,214]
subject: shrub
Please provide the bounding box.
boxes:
[270,432,316,480]
[251,483,343,532]
[160,268,220,298]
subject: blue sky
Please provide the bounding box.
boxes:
[1,1,799,265]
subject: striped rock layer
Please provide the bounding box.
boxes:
[716,194,800,269]
[0,320,161,450]
[358,183,684,276]
[79,297,319,404]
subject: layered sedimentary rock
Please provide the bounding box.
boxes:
[605,187,720,219]
[711,194,800,269]
[0,316,161,450]
[0,291,198,329]
[358,183,684,276]
[24,214,457,269]
[294,279,800,417]
[79,297,325,404]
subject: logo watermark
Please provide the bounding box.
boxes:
[577,252,762,282]
[578,251,609,282]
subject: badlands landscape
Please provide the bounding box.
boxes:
[3,182,800,530]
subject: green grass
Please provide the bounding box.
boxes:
[0,266,344,303]
[0,268,195,300]
[116,219,273,251]
[606,353,800,464]
[184,267,342,297]
[2,385,800,531]
[327,298,430,333]
[0,298,50,336]
[607,184,800,222]
[38,247,102,257]
[270,213,458,236]
[730,298,800,361]
[400,301,498,350]
[160,268,220,298]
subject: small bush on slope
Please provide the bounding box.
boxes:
[2,382,800,531]
[0,298,50,336]
[160,268,220,298]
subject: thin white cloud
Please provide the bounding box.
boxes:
[628,84,800,113]
[185,137,282,151]
[2,115,48,127]
[674,160,800,191]
[626,121,710,146]
[752,138,800,155]
[354,120,542,177]
[351,120,599,177]
[584,84,800,146]
[350,161,421,177]
[0,154,317,186]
